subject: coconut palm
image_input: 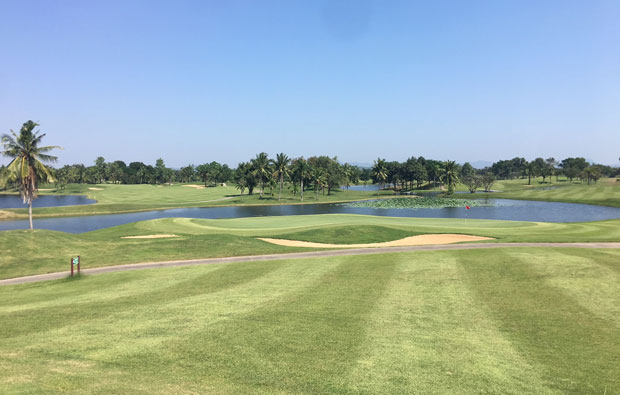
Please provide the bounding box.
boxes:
[291,158,310,201]
[271,153,291,201]
[1,121,61,230]
[372,158,388,193]
[341,163,354,189]
[310,167,327,199]
[440,160,460,195]
[251,152,271,199]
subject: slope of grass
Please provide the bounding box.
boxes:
[1,248,619,393]
[1,214,619,279]
[276,225,420,244]
[486,177,620,207]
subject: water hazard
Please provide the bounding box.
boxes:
[1,197,619,233]
[0,194,95,208]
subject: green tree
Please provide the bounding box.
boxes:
[155,158,167,184]
[196,164,211,186]
[291,157,310,201]
[235,162,256,195]
[372,158,388,192]
[482,173,495,192]
[271,153,291,201]
[460,162,475,179]
[440,160,460,195]
[251,152,271,199]
[1,121,61,229]
[462,175,482,193]
[180,165,195,183]
[94,156,106,183]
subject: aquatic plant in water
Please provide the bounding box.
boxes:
[343,197,490,209]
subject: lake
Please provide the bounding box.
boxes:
[0,194,96,208]
[1,197,619,233]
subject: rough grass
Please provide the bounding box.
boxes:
[1,214,620,279]
[1,248,618,394]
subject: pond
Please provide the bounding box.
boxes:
[0,198,619,233]
[0,194,96,209]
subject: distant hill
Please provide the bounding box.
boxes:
[348,162,373,169]
[470,160,493,169]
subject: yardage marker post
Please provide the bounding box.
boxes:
[70,256,81,277]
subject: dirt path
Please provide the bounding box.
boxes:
[2,242,619,286]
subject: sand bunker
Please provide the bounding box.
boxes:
[88,187,104,191]
[183,184,205,189]
[258,234,493,248]
[0,210,18,220]
[121,234,179,239]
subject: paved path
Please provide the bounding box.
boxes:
[2,242,619,286]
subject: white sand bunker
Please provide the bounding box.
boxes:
[183,184,205,189]
[258,234,493,248]
[121,234,179,239]
[88,187,104,191]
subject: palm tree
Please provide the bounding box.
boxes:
[440,160,460,195]
[235,177,247,198]
[342,163,354,189]
[1,121,61,230]
[372,158,388,193]
[310,167,327,199]
[271,153,291,201]
[291,158,310,201]
[251,152,271,199]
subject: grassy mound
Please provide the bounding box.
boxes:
[274,225,420,244]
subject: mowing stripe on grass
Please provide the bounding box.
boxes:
[458,249,620,394]
[122,255,398,394]
[347,252,549,394]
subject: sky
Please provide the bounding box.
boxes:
[1,0,619,168]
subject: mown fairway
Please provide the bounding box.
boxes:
[0,183,394,219]
[2,215,620,279]
[486,177,620,207]
[1,248,619,394]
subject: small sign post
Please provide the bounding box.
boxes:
[70,256,80,277]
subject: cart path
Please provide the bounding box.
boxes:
[2,242,620,286]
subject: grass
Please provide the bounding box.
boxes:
[0,183,397,219]
[276,225,421,243]
[486,177,620,207]
[1,214,620,279]
[1,247,619,393]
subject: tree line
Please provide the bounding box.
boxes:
[3,153,617,198]
[3,120,618,229]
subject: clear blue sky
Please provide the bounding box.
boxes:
[1,0,619,168]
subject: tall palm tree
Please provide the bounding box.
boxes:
[251,152,271,199]
[271,153,291,201]
[342,163,354,189]
[1,121,61,230]
[440,160,460,195]
[372,158,388,193]
[291,158,310,201]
